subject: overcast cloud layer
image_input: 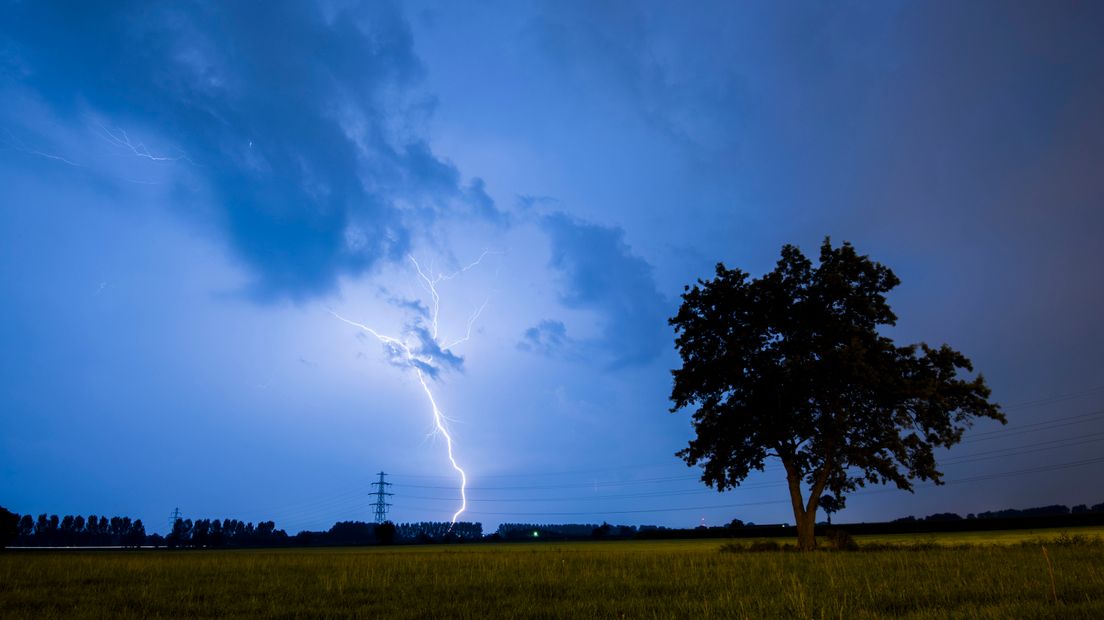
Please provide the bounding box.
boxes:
[2,1,1102,533]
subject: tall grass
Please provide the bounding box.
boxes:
[2,538,1102,618]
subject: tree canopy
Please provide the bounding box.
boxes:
[669,239,1004,550]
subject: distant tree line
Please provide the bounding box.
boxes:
[396,521,482,542]
[166,518,289,548]
[291,521,482,546]
[496,522,599,540]
[6,511,147,547]
[492,522,767,541]
[893,503,1104,523]
[293,520,382,546]
[8,517,484,548]
[978,503,1104,519]
[4,500,1103,549]
[495,522,640,540]
[0,508,293,549]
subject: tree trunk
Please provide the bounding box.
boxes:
[783,457,831,551]
[795,508,818,551]
[783,461,817,551]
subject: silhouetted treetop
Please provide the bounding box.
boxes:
[670,238,1005,550]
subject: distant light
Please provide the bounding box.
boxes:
[533,531,539,537]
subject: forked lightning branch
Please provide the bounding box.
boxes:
[331,253,493,525]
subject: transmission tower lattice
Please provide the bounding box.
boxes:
[371,471,393,524]
[168,507,182,532]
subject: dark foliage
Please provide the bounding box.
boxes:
[325,521,377,546]
[893,504,1104,524]
[395,521,482,542]
[978,505,1070,519]
[925,512,965,522]
[670,239,1005,550]
[375,521,397,545]
[0,507,18,548]
[166,518,288,548]
[496,523,636,541]
[15,513,146,547]
[824,528,858,550]
[819,494,845,525]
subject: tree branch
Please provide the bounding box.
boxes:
[805,457,833,515]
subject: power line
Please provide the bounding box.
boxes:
[244,416,1101,521]
[1001,384,1104,410]
[943,431,1104,465]
[206,390,1104,526]
[386,460,749,481]
[398,451,1104,514]
[964,408,1104,442]
[215,415,1104,527]
[401,487,746,504]
[393,418,1104,495]
[397,430,1104,504]
[204,449,1104,528]
[395,474,702,491]
[386,405,1104,483]
[443,455,1104,517]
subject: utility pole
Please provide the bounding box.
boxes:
[371,471,393,524]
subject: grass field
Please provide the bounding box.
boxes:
[854,525,1104,547]
[2,528,1102,619]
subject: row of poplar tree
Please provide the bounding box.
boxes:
[6,512,291,548]
[167,517,289,547]
[3,509,482,547]
[12,513,148,547]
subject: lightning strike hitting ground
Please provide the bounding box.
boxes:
[332,253,494,525]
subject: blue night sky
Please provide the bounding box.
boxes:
[2,1,1103,534]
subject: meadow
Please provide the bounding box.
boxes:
[2,528,1102,619]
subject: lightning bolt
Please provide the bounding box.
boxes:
[333,253,494,525]
[410,250,495,340]
[414,368,467,524]
[2,124,191,185]
[1,128,83,168]
[97,123,197,165]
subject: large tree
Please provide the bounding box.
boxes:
[669,239,1004,550]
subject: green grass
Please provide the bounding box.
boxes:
[2,531,1103,618]
[853,525,1104,547]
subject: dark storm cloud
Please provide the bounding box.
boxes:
[375,322,463,380]
[515,194,558,210]
[518,319,571,357]
[717,2,1104,402]
[539,212,669,368]
[407,323,464,379]
[385,295,431,320]
[0,0,500,301]
[524,0,1104,394]
[463,177,507,225]
[527,1,744,163]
